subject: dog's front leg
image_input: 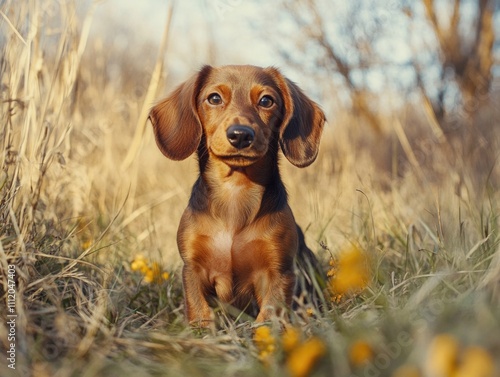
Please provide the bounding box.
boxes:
[247,211,299,322]
[182,264,213,327]
[254,268,295,322]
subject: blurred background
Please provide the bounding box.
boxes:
[90,0,500,258]
[1,0,499,264]
[90,0,500,126]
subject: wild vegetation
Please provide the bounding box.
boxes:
[1,1,499,376]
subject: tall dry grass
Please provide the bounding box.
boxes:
[1,1,499,376]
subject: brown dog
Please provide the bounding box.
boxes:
[149,65,325,326]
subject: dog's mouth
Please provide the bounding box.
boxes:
[209,146,264,166]
[214,153,261,167]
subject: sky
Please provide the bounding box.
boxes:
[88,0,402,106]
[88,0,499,112]
[91,0,281,81]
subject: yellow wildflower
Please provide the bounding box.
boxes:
[149,262,163,282]
[253,326,276,364]
[424,335,495,377]
[286,337,326,377]
[349,340,374,366]
[331,293,344,304]
[330,245,370,295]
[282,327,301,353]
[131,254,147,271]
[454,346,494,377]
[151,261,161,272]
[424,334,459,377]
[144,269,155,283]
[130,254,169,284]
[327,258,337,277]
[81,239,92,250]
[327,256,344,303]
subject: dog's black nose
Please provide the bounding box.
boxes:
[226,125,255,149]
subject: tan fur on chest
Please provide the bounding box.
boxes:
[209,170,264,231]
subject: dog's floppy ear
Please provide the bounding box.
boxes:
[149,66,212,160]
[270,69,326,168]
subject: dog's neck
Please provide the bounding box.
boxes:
[191,145,288,231]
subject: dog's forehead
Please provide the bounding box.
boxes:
[206,65,278,89]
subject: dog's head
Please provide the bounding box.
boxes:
[149,65,325,168]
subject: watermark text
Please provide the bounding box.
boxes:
[6,264,17,370]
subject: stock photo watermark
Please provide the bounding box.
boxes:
[6,264,17,370]
[352,288,457,377]
[350,331,413,377]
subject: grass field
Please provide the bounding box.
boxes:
[1,2,499,377]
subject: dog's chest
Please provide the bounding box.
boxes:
[212,179,263,230]
[208,218,259,260]
[211,229,234,257]
[207,223,265,290]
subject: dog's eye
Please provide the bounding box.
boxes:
[207,93,222,105]
[258,95,274,108]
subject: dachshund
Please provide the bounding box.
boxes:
[149,65,325,327]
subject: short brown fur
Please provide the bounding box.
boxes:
[149,65,325,326]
